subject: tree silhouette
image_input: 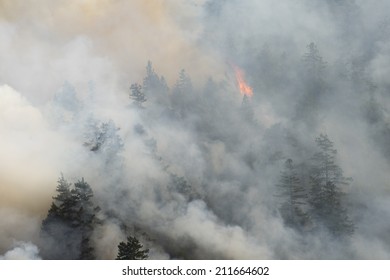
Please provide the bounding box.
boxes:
[276,159,310,230]
[41,176,100,259]
[129,83,147,108]
[309,134,354,236]
[116,236,149,260]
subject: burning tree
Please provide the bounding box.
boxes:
[232,65,255,122]
[233,65,253,98]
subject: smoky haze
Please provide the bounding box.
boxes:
[0,0,389,259]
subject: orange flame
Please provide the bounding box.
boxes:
[233,66,253,97]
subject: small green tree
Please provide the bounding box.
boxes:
[116,236,149,260]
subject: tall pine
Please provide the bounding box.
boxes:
[71,178,98,259]
[276,159,310,230]
[309,134,354,236]
[129,83,147,108]
[41,176,100,259]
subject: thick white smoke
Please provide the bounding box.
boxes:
[0,242,41,260]
[1,0,390,259]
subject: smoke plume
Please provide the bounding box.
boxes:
[1,0,390,259]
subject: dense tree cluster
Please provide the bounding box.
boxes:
[276,134,354,237]
[41,176,100,259]
[41,175,148,260]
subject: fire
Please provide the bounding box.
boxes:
[233,66,253,97]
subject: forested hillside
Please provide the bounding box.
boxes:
[1,0,390,259]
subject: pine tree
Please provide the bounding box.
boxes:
[296,42,328,128]
[138,61,170,113]
[171,69,193,118]
[143,61,168,94]
[72,178,98,259]
[42,174,73,227]
[130,83,147,108]
[276,159,310,230]
[174,69,192,93]
[309,134,354,236]
[41,176,100,259]
[302,42,326,80]
[116,236,149,260]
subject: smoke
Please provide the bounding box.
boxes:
[1,0,390,259]
[0,242,41,260]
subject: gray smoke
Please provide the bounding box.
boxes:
[1,0,390,259]
[0,242,41,260]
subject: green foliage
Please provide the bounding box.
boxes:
[41,175,100,259]
[311,134,351,187]
[116,236,149,260]
[72,178,97,259]
[276,159,310,230]
[309,134,354,236]
[42,174,76,230]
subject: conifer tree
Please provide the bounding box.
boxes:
[170,69,194,118]
[41,176,100,259]
[42,174,73,227]
[277,159,310,230]
[116,236,149,260]
[174,69,192,94]
[309,134,354,236]
[72,178,97,259]
[130,83,147,108]
[143,61,168,94]
[296,42,328,127]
